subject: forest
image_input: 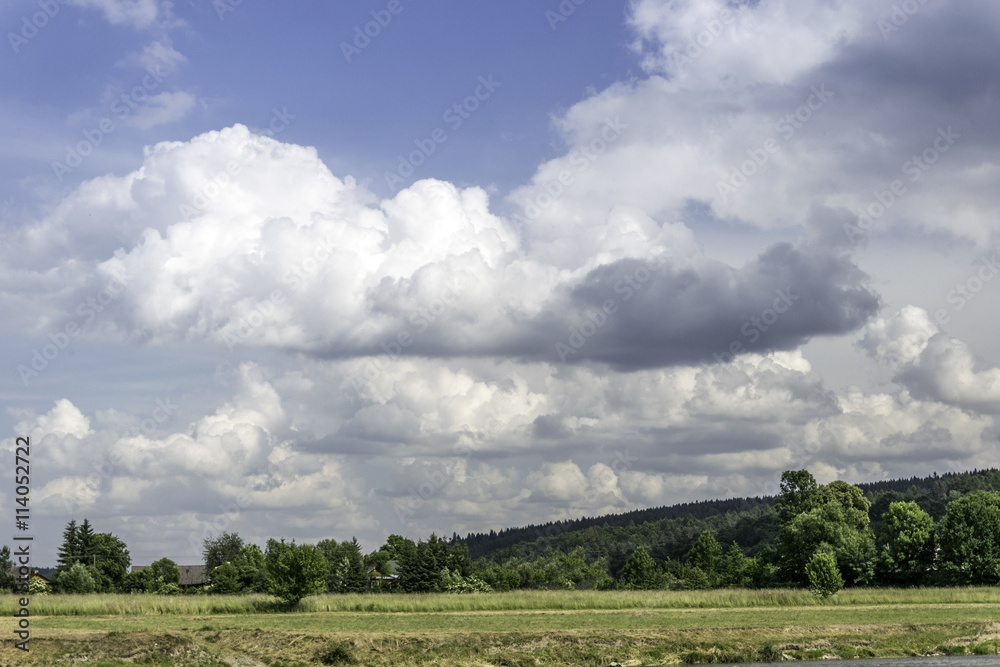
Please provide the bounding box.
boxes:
[6,468,1000,603]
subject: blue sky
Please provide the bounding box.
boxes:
[1,1,638,205]
[3,0,1000,567]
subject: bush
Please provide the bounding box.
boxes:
[157,582,182,595]
[806,548,844,598]
[57,562,96,594]
[209,562,242,594]
[28,578,50,595]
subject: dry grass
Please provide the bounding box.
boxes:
[5,586,1000,617]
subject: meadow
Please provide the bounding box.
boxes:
[3,588,1000,666]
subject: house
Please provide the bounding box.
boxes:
[369,560,400,590]
[8,566,56,587]
[131,564,211,588]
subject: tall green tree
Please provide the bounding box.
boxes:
[203,532,245,572]
[876,501,935,585]
[149,557,180,586]
[331,538,368,593]
[0,546,15,592]
[687,530,723,577]
[233,544,268,592]
[77,519,96,557]
[210,562,242,594]
[90,533,131,592]
[937,491,1000,585]
[56,519,80,573]
[379,534,414,561]
[264,539,328,606]
[397,538,422,592]
[776,478,875,586]
[775,470,819,526]
[719,542,752,588]
[618,546,659,590]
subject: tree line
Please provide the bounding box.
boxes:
[4,468,1000,605]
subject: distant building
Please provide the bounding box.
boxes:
[131,564,210,588]
[8,566,56,586]
[369,559,400,590]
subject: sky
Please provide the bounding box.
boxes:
[1,0,1000,567]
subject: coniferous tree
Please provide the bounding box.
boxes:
[56,519,80,573]
[618,546,658,589]
[77,518,96,560]
[397,539,420,592]
[0,546,14,592]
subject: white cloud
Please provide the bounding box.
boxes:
[125,91,197,129]
[860,306,1000,413]
[68,0,162,29]
[628,0,870,89]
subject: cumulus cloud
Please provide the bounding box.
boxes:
[0,124,879,371]
[9,0,1000,563]
[628,0,870,89]
[510,0,1000,248]
[861,306,1000,413]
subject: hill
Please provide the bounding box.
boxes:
[457,468,1000,565]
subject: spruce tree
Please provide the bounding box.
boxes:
[56,520,80,572]
[77,519,96,564]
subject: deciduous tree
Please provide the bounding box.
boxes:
[876,501,935,585]
[265,539,328,606]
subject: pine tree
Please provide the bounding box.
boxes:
[77,519,96,563]
[0,546,14,592]
[344,538,369,592]
[56,520,80,573]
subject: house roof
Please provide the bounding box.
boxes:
[8,566,55,583]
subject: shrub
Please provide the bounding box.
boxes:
[57,562,97,594]
[806,548,844,598]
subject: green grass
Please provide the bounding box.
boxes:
[5,588,1000,666]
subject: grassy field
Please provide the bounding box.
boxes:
[3,588,1000,666]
